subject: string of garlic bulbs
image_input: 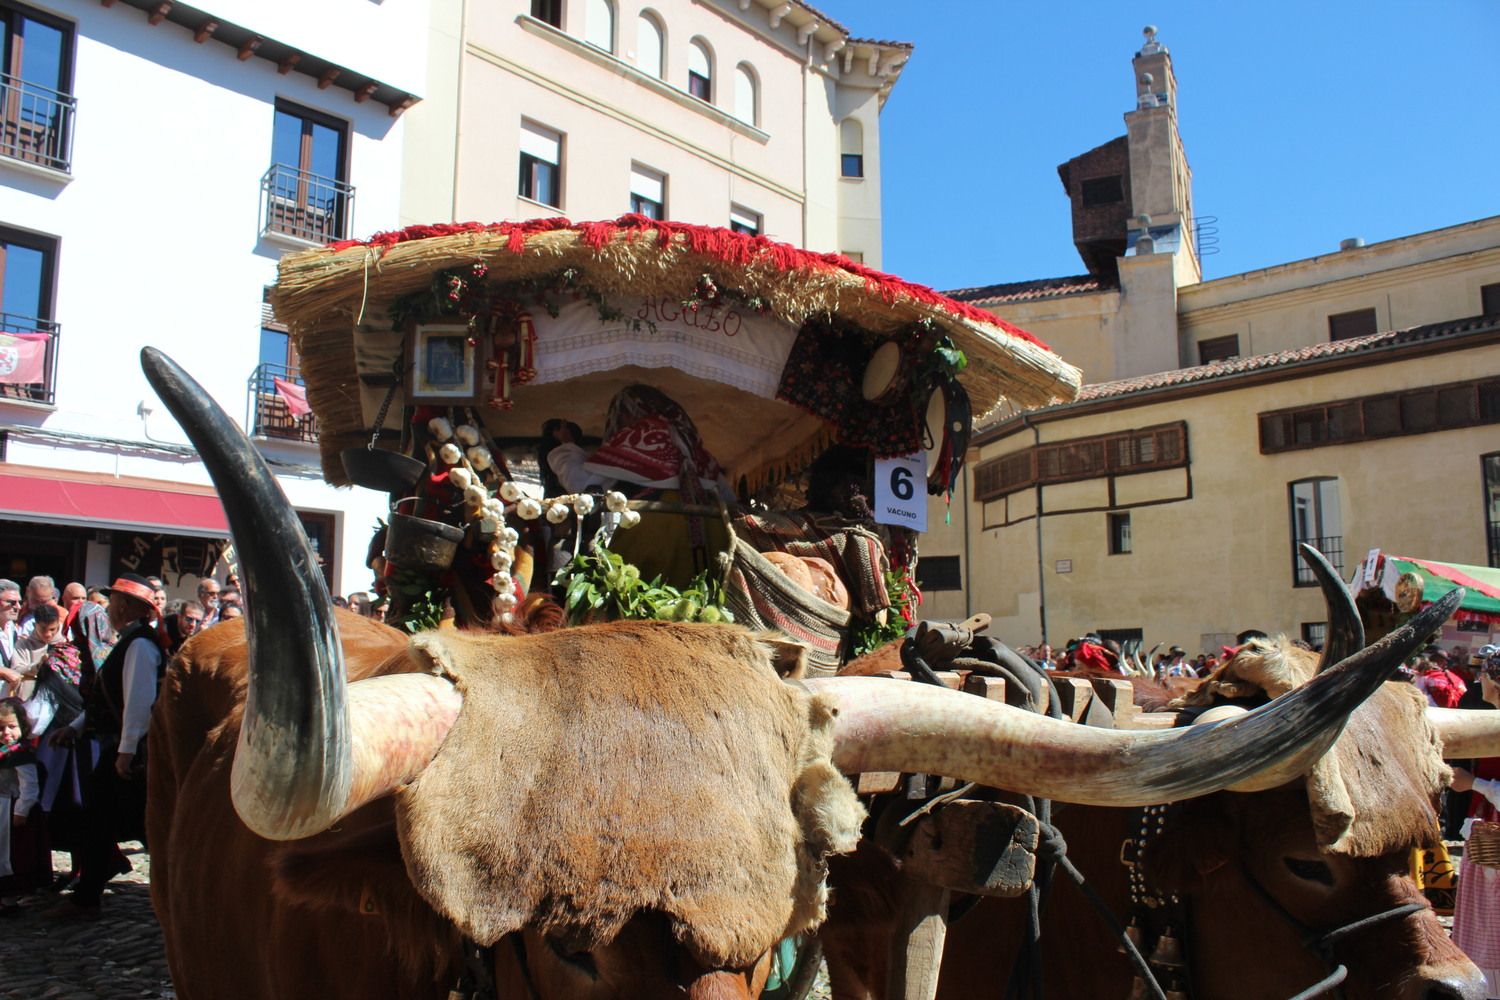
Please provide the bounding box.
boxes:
[425,416,640,616]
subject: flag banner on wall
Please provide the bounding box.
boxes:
[273,377,311,417]
[0,332,47,384]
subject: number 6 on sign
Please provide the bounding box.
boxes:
[873,453,927,531]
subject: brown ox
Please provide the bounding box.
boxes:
[139,348,1439,1000]
[820,589,1488,1000]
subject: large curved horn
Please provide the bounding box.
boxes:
[807,589,1462,807]
[141,348,460,840]
[1428,707,1500,760]
[1299,543,1363,672]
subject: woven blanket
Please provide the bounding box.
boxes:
[731,511,890,617]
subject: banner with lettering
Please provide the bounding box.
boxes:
[530,296,799,399]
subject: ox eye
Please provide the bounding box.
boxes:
[544,936,599,979]
[1283,857,1335,886]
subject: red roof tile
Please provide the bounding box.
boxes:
[1075,314,1499,402]
[946,274,1112,306]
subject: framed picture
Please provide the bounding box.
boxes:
[407,324,482,403]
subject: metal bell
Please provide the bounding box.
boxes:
[1149,928,1185,969]
[1119,918,1145,955]
[1165,990,1189,1000]
[1126,976,1150,1000]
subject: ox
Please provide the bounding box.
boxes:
[140,348,1434,1000]
[818,564,1487,1000]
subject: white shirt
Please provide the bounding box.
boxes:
[0,620,15,668]
[118,636,162,755]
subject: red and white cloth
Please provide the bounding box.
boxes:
[0,333,47,384]
[584,414,724,491]
[1455,764,1500,995]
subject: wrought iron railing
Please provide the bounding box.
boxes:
[260,163,354,244]
[248,362,317,443]
[1293,535,1344,586]
[0,73,75,173]
[1488,522,1500,569]
[0,314,59,405]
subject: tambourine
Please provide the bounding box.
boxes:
[921,380,972,495]
[860,341,906,406]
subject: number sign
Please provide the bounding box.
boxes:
[874,453,927,531]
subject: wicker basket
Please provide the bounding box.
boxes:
[1468,821,1500,869]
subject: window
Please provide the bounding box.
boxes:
[635,11,663,78]
[1482,283,1500,316]
[687,39,712,102]
[1258,376,1500,453]
[733,63,757,125]
[1328,308,1377,342]
[1081,176,1123,206]
[915,555,961,591]
[1485,453,1500,568]
[842,250,864,263]
[1097,627,1143,646]
[0,3,75,172]
[1288,477,1342,586]
[584,0,613,52]
[1301,622,1328,650]
[840,118,864,178]
[629,164,664,219]
[1197,334,1239,365]
[0,224,58,404]
[729,205,760,236]
[519,121,562,208]
[1108,512,1132,555]
[530,0,562,28]
[973,422,1188,502]
[264,101,352,243]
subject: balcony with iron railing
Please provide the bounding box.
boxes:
[1293,535,1344,586]
[248,362,317,443]
[0,73,75,174]
[260,163,354,246]
[0,315,60,405]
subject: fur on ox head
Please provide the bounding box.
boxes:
[393,619,865,969]
[1173,638,1448,856]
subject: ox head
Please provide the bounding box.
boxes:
[1141,552,1483,999]
[141,347,1457,998]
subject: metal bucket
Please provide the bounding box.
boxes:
[341,447,426,495]
[386,512,464,573]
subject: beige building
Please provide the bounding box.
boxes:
[401,0,908,266]
[918,29,1500,655]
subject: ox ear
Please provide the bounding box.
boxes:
[759,634,809,680]
[1139,798,1235,893]
[409,633,460,680]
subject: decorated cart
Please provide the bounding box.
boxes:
[269,215,1081,672]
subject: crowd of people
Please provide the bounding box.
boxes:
[0,571,250,917]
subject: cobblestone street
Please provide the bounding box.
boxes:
[0,847,173,1000]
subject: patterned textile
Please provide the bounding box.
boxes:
[776,319,925,458]
[1454,855,1500,990]
[731,510,890,617]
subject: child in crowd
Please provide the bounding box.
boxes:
[0,697,49,914]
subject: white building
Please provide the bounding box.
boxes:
[0,0,425,599]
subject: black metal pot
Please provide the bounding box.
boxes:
[341,447,426,495]
[386,512,465,573]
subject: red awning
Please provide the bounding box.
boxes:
[0,465,229,538]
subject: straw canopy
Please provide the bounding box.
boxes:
[271,216,1082,488]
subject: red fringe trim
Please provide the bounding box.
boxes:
[326,215,1052,352]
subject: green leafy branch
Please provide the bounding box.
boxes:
[560,550,734,626]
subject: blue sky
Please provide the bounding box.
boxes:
[816,1,1500,292]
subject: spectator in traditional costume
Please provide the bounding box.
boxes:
[46,573,166,916]
[1449,646,1500,997]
